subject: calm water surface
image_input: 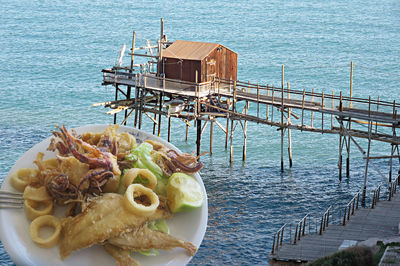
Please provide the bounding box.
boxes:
[1,0,399,265]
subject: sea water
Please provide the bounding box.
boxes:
[0,0,399,265]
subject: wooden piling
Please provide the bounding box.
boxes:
[210,117,214,155]
[157,92,163,137]
[243,82,249,161]
[362,97,372,205]
[138,88,144,129]
[167,116,171,142]
[311,88,314,127]
[321,93,324,133]
[281,65,284,171]
[287,82,293,167]
[266,85,270,121]
[346,118,351,177]
[196,119,201,157]
[301,90,305,130]
[350,61,353,108]
[134,76,139,128]
[185,123,189,142]
[230,81,237,163]
[114,85,119,124]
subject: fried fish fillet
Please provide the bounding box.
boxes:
[59,193,171,259]
[103,243,139,266]
[108,223,197,256]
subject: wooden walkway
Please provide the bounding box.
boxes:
[269,189,400,262]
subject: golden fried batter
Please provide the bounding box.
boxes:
[59,193,171,259]
[108,224,197,256]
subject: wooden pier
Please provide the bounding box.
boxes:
[96,19,400,196]
[269,177,400,263]
[95,20,400,262]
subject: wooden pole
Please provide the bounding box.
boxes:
[331,90,334,129]
[257,82,260,120]
[339,124,343,181]
[362,97,372,205]
[287,82,293,167]
[138,88,144,129]
[196,119,201,157]
[134,74,139,127]
[124,31,136,126]
[195,71,201,156]
[350,61,353,108]
[210,117,214,155]
[157,92,162,137]
[266,85,270,121]
[114,85,118,124]
[225,106,230,149]
[243,82,249,161]
[153,94,158,135]
[311,88,314,127]
[185,124,189,142]
[158,18,164,77]
[321,93,324,133]
[301,90,305,130]
[346,118,351,177]
[281,65,284,171]
[167,116,171,142]
[362,119,372,205]
[230,81,237,163]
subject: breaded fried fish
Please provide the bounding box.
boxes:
[108,223,197,256]
[59,193,171,259]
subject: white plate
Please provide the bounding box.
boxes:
[0,125,208,266]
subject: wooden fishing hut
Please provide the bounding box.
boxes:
[161,40,237,83]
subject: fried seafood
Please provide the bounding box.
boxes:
[48,125,121,197]
[108,223,197,256]
[59,193,172,259]
[103,243,140,266]
[154,149,203,176]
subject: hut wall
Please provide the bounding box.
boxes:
[164,58,201,83]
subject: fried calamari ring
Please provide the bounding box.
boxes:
[9,168,38,192]
[122,168,157,190]
[23,186,52,202]
[24,200,53,220]
[123,184,159,216]
[29,215,61,248]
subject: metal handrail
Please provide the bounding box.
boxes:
[389,175,399,201]
[371,184,381,208]
[271,223,286,254]
[319,206,331,235]
[343,191,360,225]
[293,214,308,244]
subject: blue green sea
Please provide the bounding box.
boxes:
[1,0,399,265]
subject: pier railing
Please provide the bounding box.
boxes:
[319,206,331,235]
[342,191,360,225]
[389,175,399,201]
[271,223,286,254]
[293,214,308,244]
[371,184,381,208]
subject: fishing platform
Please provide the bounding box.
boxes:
[95,19,400,263]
